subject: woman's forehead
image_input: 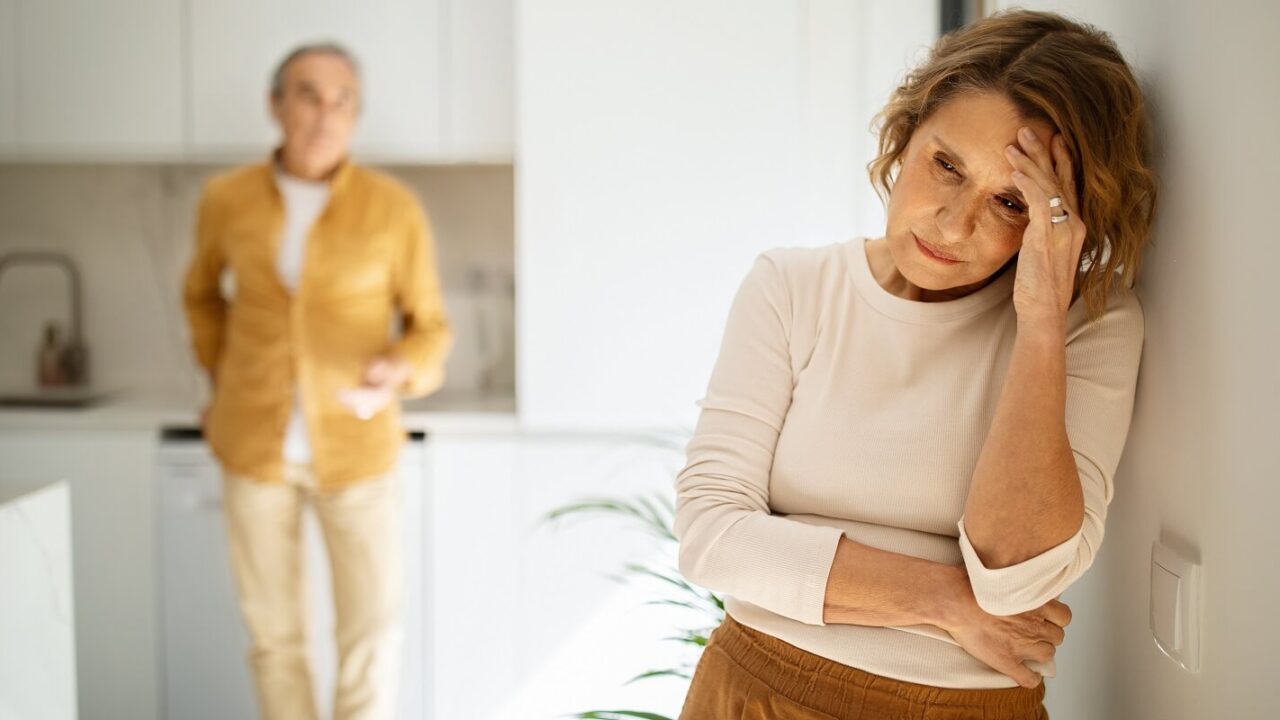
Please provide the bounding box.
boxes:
[918,94,1053,164]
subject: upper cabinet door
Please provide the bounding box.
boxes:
[443,0,514,161]
[187,0,443,162]
[12,0,184,158]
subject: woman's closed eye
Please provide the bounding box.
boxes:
[933,156,1026,215]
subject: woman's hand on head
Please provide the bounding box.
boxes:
[1006,126,1088,329]
[937,571,1072,689]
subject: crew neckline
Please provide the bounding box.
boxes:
[846,236,1015,324]
[274,165,331,192]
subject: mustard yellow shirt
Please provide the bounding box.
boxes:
[182,152,453,490]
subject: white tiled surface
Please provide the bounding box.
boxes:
[0,162,514,401]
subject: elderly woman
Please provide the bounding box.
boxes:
[674,9,1157,720]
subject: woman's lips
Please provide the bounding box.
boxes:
[914,234,962,264]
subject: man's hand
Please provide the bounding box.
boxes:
[337,356,413,420]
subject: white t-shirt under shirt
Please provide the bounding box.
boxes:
[674,236,1145,688]
[273,168,331,465]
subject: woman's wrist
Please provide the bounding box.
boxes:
[929,564,976,633]
[1015,316,1067,346]
[822,537,978,630]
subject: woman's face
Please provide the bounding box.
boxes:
[884,91,1057,297]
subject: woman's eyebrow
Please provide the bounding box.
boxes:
[933,135,1028,206]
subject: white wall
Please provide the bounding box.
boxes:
[989,2,1280,718]
[516,0,936,430]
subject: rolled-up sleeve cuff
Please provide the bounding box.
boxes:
[956,515,1084,616]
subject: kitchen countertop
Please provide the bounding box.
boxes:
[0,387,519,434]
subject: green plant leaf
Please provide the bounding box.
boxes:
[625,668,692,685]
[641,599,704,611]
[544,478,734,720]
[568,707,675,712]
[660,630,710,647]
[541,497,677,543]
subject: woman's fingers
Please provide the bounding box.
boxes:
[1050,134,1079,211]
[1005,662,1043,689]
[1040,620,1066,647]
[1015,126,1055,179]
[1005,144,1055,209]
[1039,599,1073,628]
[1007,127,1058,197]
[1027,640,1057,663]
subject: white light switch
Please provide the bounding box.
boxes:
[1150,563,1180,650]
[1150,541,1200,672]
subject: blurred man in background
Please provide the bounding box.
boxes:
[182,42,452,720]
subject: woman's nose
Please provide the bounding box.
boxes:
[935,194,980,242]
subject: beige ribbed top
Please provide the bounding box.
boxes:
[674,237,1145,689]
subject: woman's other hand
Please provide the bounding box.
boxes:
[937,567,1072,689]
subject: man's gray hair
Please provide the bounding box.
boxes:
[269,41,361,99]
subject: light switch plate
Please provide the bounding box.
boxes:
[1150,541,1200,672]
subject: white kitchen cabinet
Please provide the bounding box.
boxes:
[0,428,163,720]
[9,0,184,158]
[443,0,515,160]
[0,0,512,161]
[427,433,521,720]
[187,0,444,162]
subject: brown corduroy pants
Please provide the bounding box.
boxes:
[679,614,1049,720]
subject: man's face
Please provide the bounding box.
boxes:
[270,52,359,175]
[884,91,1057,294]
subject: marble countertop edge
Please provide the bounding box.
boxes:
[0,388,520,434]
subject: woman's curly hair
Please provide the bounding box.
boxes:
[868,8,1159,322]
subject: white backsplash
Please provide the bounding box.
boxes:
[0,162,515,400]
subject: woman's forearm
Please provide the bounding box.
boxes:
[822,535,968,627]
[962,321,1083,569]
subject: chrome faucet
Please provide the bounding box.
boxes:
[0,250,89,386]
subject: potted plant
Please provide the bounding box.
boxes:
[542,491,724,720]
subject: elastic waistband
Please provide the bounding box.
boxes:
[712,613,1046,715]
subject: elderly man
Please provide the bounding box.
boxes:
[182,42,452,720]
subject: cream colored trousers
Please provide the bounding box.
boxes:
[221,464,404,720]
